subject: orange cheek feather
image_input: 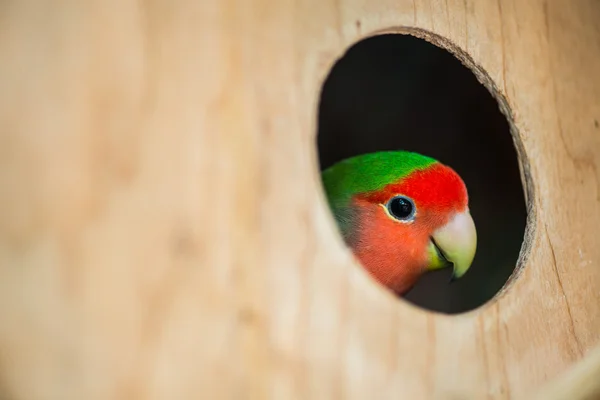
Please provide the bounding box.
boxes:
[350,164,469,295]
[352,203,432,295]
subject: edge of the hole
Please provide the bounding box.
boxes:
[314,27,538,316]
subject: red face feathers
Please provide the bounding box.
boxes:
[322,151,477,296]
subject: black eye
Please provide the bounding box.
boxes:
[387,196,416,221]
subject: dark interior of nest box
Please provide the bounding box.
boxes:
[317,34,527,314]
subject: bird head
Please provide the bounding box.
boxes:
[322,151,477,295]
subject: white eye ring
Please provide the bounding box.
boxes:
[385,195,417,223]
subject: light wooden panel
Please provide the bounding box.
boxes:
[0,0,598,399]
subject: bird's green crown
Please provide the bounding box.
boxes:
[321,151,438,209]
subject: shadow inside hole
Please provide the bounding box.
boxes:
[317,34,527,314]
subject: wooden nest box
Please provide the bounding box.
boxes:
[0,1,599,399]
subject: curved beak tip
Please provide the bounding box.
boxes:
[432,210,477,281]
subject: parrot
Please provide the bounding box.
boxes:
[321,150,477,296]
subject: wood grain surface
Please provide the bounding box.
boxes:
[0,0,598,399]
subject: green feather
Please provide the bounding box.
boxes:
[321,151,438,238]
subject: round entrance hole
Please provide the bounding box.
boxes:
[317,33,528,314]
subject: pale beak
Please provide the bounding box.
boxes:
[431,210,477,280]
